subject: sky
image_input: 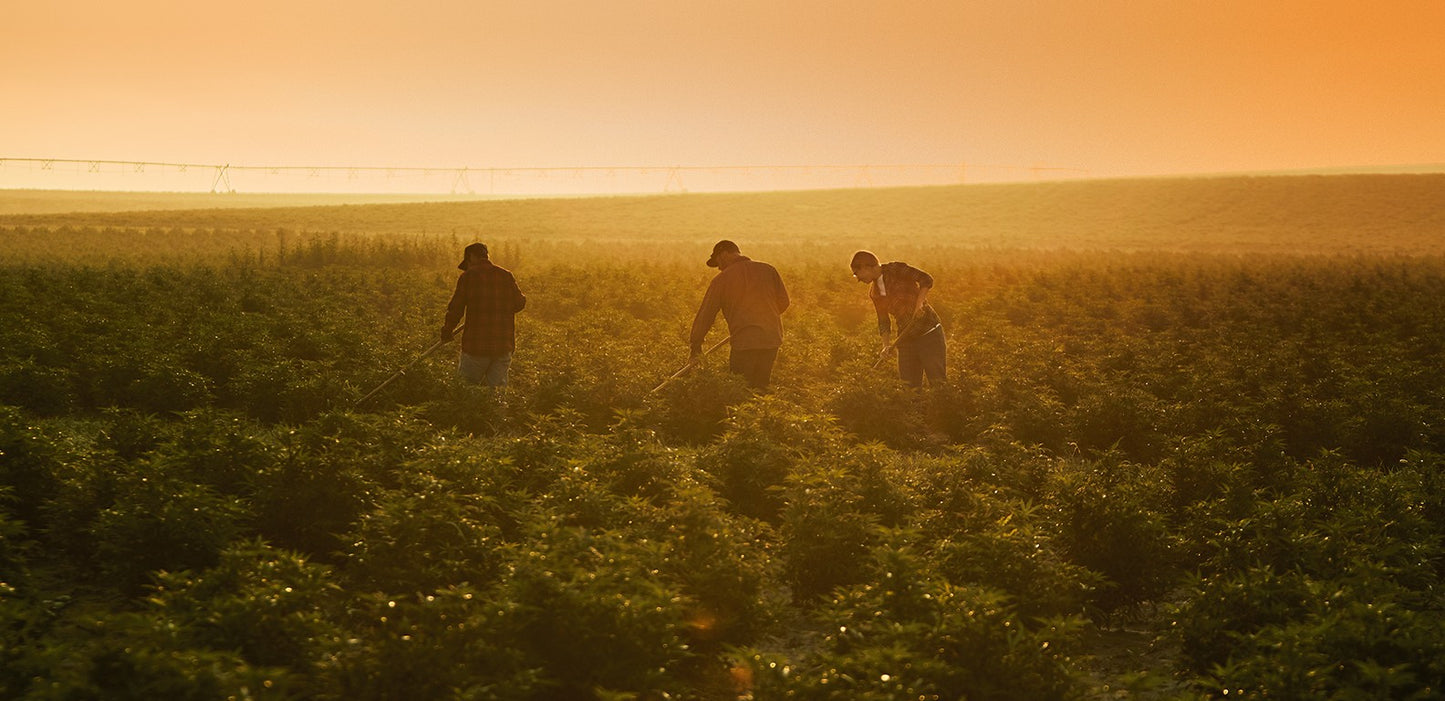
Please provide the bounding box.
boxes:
[4,0,1445,193]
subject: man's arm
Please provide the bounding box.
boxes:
[689,279,723,355]
[441,275,466,341]
[901,263,934,318]
[895,264,937,342]
[895,263,931,313]
[873,294,892,344]
[914,285,931,316]
[908,264,935,290]
[510,275,527,313]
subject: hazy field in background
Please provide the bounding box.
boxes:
[4,174,1444,260]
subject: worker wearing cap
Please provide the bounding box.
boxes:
[850,250,946,387]
[441,242,527,386]
[690,240,790,389]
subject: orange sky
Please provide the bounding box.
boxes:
[4,0,1444,192]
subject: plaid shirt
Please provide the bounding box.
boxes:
[443,260,527,356]
[871,261,941,341]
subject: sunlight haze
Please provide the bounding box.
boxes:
[4,0,1444,193]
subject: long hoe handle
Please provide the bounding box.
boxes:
[354,323,465,408]
[650,334,731,394]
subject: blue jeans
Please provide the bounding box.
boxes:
[458,351,512,387]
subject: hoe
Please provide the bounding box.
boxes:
[355,323,464,408]
[650,334,731,393]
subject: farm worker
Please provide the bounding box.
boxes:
[850,250,946,387]
[441,242,527,387]
[690,240,790,389]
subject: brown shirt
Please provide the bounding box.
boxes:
[690,256,790,352]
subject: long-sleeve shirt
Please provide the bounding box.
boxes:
[690,256,790,352]
[443,260,527,356]
[871,261,941,341]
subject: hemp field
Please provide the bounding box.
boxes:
[2,174,1445,699]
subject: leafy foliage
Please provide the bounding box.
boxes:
[5,224,1445,698]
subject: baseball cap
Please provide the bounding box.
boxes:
[458,242,489,270]
[706,240,739,267]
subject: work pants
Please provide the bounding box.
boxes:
[897,327,946,388]
[729,347,779,390]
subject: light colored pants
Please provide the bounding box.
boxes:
[458,351,512,387]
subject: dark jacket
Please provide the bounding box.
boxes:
[443,260,527,356]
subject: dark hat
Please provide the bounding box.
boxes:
[458,242,489,270]
[706,240,739,267]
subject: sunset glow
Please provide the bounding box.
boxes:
[4,0,1444,193]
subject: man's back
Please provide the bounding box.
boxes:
[447,260,527,356]
[691,256,790,351]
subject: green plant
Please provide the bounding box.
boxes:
[743,540,1087,700]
